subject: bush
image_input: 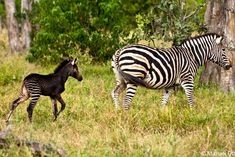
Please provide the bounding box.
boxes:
[28,0,137,64]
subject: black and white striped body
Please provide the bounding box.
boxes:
[111,33,232,109]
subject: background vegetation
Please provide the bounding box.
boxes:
[1,0,234,156]
[0,30,235,156]
[0,0,206,64]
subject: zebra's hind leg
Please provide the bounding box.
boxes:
[50,97,58,121]
[123,83,137,110]
[27,95,40,122]
[6,85,29,123]
[161,88,171,107]
[181,81,194,107]
[111,81,126,109]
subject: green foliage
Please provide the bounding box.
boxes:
[0,50,40,86]
[0,1,4,16]
[0,57,28,85]
[28,0,206,64]
[28,0,137,64]
[134,0,206,45]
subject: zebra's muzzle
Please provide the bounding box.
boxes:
[224,64,232,70]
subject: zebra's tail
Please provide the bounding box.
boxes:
[118,70,150,88]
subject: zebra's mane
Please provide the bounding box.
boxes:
[179,33,221,46]
[54,59,71,73]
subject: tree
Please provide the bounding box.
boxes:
[199,0,235,92]
[133,0,206,45]
[21,0,32,50]
[4,0,32,53]
[4,0,21,53]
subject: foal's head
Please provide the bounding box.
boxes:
[54,58,83,81]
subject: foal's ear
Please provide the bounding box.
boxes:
[71,59,77,65]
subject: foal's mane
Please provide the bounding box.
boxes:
[54,59,71,73]
[179,33,221,46]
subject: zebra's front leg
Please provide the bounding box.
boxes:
[50,97,58,121]
[111,82,126,109]
[27,96,40,122]
[181,81,194,107]
[161,89,171,107]
[123,83,137,110]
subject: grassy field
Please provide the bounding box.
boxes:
[0,48,235,156]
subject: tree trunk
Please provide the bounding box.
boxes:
[200,0,235,92]
[0,16,2,33]
[21,0,32,50]
[0,0,2,33]
[4,0,21,53]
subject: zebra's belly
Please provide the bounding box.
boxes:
[143,71,177,89]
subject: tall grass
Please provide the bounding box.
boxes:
[0,49,234,156]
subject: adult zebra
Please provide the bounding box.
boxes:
[111,33,232,109]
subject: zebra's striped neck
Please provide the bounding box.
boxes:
[180,35,216,66]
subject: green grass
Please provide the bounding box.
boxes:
[0,51,235,157]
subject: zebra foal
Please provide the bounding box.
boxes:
[6,58,83,123]
[111,33,232,109]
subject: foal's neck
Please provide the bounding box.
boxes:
[54,67,70,84]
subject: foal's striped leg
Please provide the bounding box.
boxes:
[123,83,137,110]
[6,95,29,123]
[24,81,42,122]
[27,94,40,122]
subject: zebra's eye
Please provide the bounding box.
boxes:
[222,48,225,51]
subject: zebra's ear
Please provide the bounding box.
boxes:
[216,36,223,44]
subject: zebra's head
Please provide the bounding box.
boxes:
[208,35,232,70]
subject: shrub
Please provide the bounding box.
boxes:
[28,0,137,64]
